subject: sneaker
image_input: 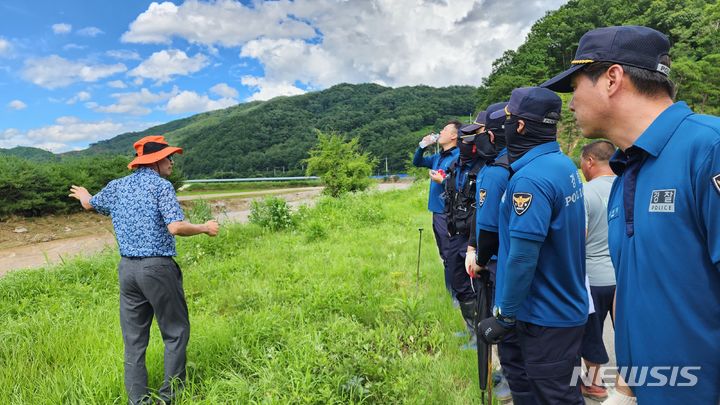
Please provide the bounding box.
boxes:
[581,383,608,401]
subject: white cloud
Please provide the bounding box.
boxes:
[123,0,566,99]
[77,26,104,37]
[0,118,157,152]
[20,116,122,145]
[21,55,126,89]
[122,0,315,46]
[129,49,208,84]
[91,87,178,115]
[0,37,11,56]
[52,23,72,34]
[107,80,128,89]
[210,82,238,98]
[8,100,27,110]
[0,128,21,140]
[166,90,237,114]
[63,43,87,51]
[106,49,141,60]
[240,38,356,88]
[66,91,91,105]
[241,76,305,101]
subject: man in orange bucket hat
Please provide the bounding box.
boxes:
[69,135,219,404]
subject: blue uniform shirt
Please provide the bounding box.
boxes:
[476,149,510,235]
[413,146,459,213]
[497,142,588,327]
[90,167,185,257]
[475,149,510,303]
[607,102,720,404]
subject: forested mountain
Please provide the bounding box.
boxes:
[0,146,58,162]
[72,83,476,178]
[476,0,719,157]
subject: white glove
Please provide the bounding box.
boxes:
[602,389,637,405]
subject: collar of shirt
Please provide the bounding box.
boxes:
[134,167,161,178]
[610,102,694,175]
[440,146,457,158]
[510,141,560,172]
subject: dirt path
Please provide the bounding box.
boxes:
[176,186,323,201]
[0,182,411,276]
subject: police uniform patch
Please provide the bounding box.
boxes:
[478,189,487,207]
[713,174,720,195]
[512,192,533,216]
[649,189,675,212]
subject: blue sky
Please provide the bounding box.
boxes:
[0,0,566,153]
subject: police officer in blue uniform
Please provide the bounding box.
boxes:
[464,101,522,402]
[413,121,460,300]
[477,87,588,404]
[466,101,509,276]
[543,25,720,405]
[445,116,497,349]
[467,101,541,403]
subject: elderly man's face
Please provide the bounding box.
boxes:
[156,156,174,178]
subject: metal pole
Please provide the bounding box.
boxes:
[416,228,423,288]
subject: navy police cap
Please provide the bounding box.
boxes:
[541,25,671,93]
[484,102,508,131]
[488,87,561,124]
[460,111,487,135]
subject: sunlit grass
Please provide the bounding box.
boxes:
[0,184,488,404]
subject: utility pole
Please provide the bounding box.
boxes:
[385,157,388,177]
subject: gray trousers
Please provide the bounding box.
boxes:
[119,257,190,405]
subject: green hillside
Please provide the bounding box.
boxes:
[74,83,476,178]
[476,0,720,157]
[0,146,58,162]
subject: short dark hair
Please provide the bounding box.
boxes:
[581,140,616,162]
[446,120,462,133]
[580,55,675,99]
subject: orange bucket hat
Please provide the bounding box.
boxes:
[127,135,183,169]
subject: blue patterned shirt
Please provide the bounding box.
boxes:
[90,167,185,257]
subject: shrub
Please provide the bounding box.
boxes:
[248,196,295,231]
[304,131,377,197]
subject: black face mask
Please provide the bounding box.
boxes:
[505,116,557,163]
[489,128,506,153]
[474,132,498,162]
[458,141,476,163]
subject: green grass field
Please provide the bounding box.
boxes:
[0,183,487,404]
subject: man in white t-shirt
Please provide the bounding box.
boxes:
[579,140,617,401]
